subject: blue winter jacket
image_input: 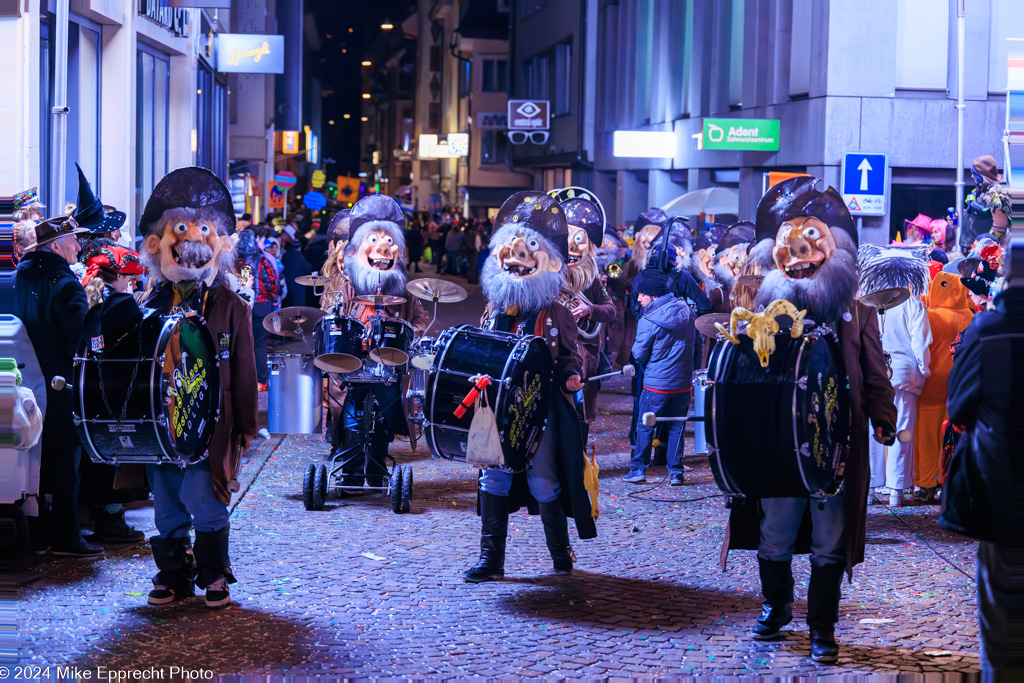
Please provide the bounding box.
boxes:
[631,294,695,392]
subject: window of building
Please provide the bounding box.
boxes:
[481,59,508,92]
[728,0,744,107]
[554,41,571,115]
[989,0,1024,93]
[522,53,549,101]
[895,0,948,89]
[196,60,227,179]
[136,45,170,221]
[459,60,471,98]
[789,0,812,96]
[480,130,507,165]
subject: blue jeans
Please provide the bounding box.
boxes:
[758,493,846,567]
[146,459,229,538]
[631,389,689,475]
[479,407,560,503]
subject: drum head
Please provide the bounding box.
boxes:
[793,331,850,496]
[315,353,363,374]
[370,347,409,366]
[161,315,220,459]
[410,353,435,371]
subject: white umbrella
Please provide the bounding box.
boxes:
[660,187,739,215]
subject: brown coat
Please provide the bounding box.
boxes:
[146,282,259,505]
[723,301,897,573]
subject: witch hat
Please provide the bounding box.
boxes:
[73,163,127,235]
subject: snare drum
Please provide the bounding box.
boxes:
[268,353,322,433]
[74,310,221,465]
[424,325,553,472]
[705,327,851,498]
[313,316,366,374]
[368,318,414,367]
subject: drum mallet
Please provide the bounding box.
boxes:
[582,364,635,383]
[642,412,706,428]
[51,376,72,392]
[454,375,492,418]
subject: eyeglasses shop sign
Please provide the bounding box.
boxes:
[216,34,285,74]
[702,118,780,151]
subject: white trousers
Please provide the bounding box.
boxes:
[869,389,917,491]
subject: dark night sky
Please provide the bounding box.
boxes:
[307,0,415,178]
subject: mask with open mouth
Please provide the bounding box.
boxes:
[342,195,409,297]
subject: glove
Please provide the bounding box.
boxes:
[873,421,896,446]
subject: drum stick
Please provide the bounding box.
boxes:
[454,375,492,418]
[642,412,706,428]
[583,364,635,384]
[51,376,71,392]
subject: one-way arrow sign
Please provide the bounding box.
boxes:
[841,152,887,216]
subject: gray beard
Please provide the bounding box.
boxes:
[344,255,408,297]
[481,258,563,313]
[713,261,736,292]
[756,252,858,324]
[141,242,231,284]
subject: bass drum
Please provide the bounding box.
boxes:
[75,310,221,466]
[705,327,851,498]
[425,326,553,473]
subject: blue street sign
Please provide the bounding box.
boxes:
[840,152,887,216]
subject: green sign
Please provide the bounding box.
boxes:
[702,118,780,151]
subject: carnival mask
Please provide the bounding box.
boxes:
[568,224,593,267]
[145,212,231,285]
[772,216,837,280]
[492,232,562,279]
[357,228,400,273]
[697,246,716,279]
[718,244,749,279]
[636,224,660,254]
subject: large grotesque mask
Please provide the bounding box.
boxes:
[343,195,407,297]
[482,192,569,312]
[712,221,754,290]
[752,177,858,323]
[554,191,605,293]
[139,167,234,286]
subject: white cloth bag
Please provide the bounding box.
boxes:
[465,390,504,467]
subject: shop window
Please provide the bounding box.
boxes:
[481,59,508,92]
[481,130,507,165]
[136,46,170,221]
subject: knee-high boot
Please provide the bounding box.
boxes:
[539,501,575,574]
[463,490,508,583]
[807,562,846,662]
[750,557,794,640]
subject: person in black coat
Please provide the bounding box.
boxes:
[14,215,103,558]
[939,236,1023,678]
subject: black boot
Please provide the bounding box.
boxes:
[93,509,146,544]
[539,501,575,574]
[148,536,195,605]
[463,490,508,583]
[194,526,237,608]
[807,562,846,662]
[750,557,794,640]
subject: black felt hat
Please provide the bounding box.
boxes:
[635,207,669,231]
[494,191,570,261]
[327,209,351,244]
[73,164,127,235]
[139,167,235,238]
[692,223,727,252]
[348,195,405,238]
[715,221,755,256]
[754,177,855,246]
[26,215,89,250]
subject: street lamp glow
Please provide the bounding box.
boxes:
[381,23,394,30]
[361,61,372,66]
[612,130,676,158]
[362,93,371,99]
[343,114,351,119]
[328,120,335,125]
[361,116,368,122]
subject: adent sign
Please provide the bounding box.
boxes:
[702,118,780,151]
[216,34,285,74]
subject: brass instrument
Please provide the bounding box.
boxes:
[559,290,602,340]
[607,262,623,278]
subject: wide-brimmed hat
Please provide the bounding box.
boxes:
[493,191,570,261]
[26,215,89,250]
[550,187,606,246]
[348,196,405,238]
[715,221,755,256]
[754,176,855,246]
[903,213,933,238]
[72,164,127,235]
[327,209,352,243]
[140,167,235,238]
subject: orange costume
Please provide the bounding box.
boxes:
[914,271,973,488]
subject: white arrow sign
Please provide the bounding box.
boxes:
[858,158,873,192]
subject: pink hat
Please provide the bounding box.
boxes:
[904,213,932,239]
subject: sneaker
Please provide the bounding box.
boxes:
[912,486,939,504]
[670,474,685,487]
[258,382,269,392]
[623,469,646,484]
[147,585,178,605]
[204,577,231,608]
[50,537,105,558]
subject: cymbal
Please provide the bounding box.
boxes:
[263,306,326,338]
[314,353,363,374]
[294,274,333,287]
[406,278,468,303]
[410,353,435,371]
[351,293,407,307]
[369,347,410,367]
[735,274,764,288]
[695,313,731,338]
[859,287,911,310]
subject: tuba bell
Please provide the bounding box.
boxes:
[558,290,603,340]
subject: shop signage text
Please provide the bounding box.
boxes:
[216,34,285,74]
[702,118,780,151]
[507,100,549,130]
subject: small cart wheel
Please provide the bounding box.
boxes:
[390,464,404,514]
[302,463,317,510]
[311,463,327,510]
[401,465,413,513]
[318,463,330,502]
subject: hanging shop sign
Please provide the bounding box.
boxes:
[303,191,327,211]
[274,171,297,189]
[268,184,286,209]
[476,112,508,130]
[311,170,327,189]
[702,118,780,152]
[418,134,469,159]
[337,176,361,202]
[216,34,285,74]
[612,131,676,158]
[507,100,549,130]
[281,131,301,155]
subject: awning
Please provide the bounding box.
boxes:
[463,186,528,207]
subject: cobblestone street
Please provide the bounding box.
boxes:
[17,377,981,678]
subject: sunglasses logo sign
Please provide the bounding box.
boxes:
[507,100,550,145]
